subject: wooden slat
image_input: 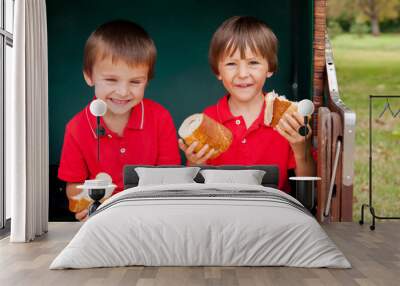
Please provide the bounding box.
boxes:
[330,112,343,221]
[317,107,331,222]
[312,0,327,138]
[2,222,400,285]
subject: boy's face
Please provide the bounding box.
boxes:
[84,56,149,116]
[217,46,273,103]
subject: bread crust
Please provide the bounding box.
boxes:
[264,92,298,127]
[69,197,92,213]
[179,114,233,159]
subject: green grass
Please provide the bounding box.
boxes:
[331,33,400,222]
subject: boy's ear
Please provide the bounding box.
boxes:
[217,74,222,81]
[83,71,94,86]
[266,71,273,78]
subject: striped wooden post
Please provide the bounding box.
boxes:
[312,0,326,139]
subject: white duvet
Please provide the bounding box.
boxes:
[50,183,351,269]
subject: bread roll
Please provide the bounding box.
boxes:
[69,197,92,213]
[178,113,233,159]
[264,91,298,127]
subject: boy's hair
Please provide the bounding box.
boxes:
[84,20,157,79]
[209,16,278,75]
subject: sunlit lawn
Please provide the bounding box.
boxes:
[331,33,400,222]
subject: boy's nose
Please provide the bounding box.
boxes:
[237,63,250,78]
[115,83,130,96]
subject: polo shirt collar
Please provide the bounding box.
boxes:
[216,94,235,123]
[125,100,145,130]
[216,93,267,130]
[86,100,145,139]
[99,100,145,132]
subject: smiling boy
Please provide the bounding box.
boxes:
[58,20,180,221]
[179,16,315,192]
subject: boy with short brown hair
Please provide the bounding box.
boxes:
[179,16,315,192]
[59,20,180,221]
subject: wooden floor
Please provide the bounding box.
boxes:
[0,222,399,286]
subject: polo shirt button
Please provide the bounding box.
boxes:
[235,119,241,125]
[241,138,247,144]
[120,147,126,154]
[108,134,112,139]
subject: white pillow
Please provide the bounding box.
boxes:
[200,169,266,185]
[135,167,201,186]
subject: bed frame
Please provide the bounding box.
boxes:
[124,165,280,190]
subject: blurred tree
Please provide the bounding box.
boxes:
[357,0,400,36]
[327,0,358,31]
[350,21,370,37]
[328,0,357,20]
[327,20,343,39]
[327,0,400,36]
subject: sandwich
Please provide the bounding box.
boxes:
[264,91,298,127]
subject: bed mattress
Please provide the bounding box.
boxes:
[50,183,351,269]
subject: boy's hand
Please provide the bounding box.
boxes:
[178,139,215,165]
[275,112,312,156]
[75,208,88,222]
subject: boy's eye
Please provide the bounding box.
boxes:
[225,62,236,66]
[130,81,142,84]
[105,78,117,82]
[249,61,260,65]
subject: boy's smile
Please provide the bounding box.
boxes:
[217,47,273,103]
[84,57,149,117]
[234,83,254,88]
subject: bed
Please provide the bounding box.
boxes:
[50,165,350,269]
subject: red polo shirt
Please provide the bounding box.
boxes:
[204,94,297,192]
[58,98,181,194]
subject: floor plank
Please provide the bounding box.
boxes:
[0,222,399,286]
